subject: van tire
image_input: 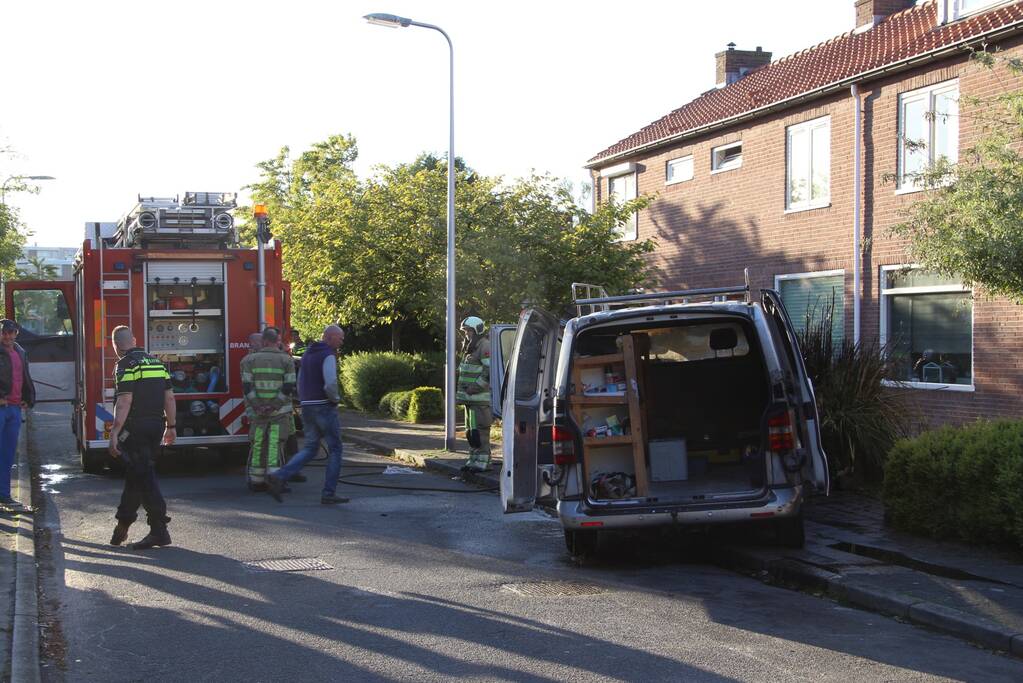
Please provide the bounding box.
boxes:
[773,513,805,548]
[564,529,599,557]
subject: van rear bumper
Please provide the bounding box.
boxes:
[558,486,803,530]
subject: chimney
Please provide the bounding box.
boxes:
[854,0,915,31]
[714,44,772,88]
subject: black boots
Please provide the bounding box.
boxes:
[129,528,172,550]
[110,521,131,546]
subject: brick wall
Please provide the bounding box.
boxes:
[593,33,1023,428]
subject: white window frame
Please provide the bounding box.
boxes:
[711,141,743,174]
[897,79,959,193]
[602,163,638,242]
[938,0,1011,23]
[665,155,694,185]
[879,264,975,392]
[785,116,831,212]
[774,269,845,338]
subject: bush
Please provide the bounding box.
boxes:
[339,352,417,412]
[407,387,443,423]
[884,420,1023,548]
[410,351,445,388]
[378,390,413,419]
[797,298,911,482]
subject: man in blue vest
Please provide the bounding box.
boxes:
[267,325,347,505]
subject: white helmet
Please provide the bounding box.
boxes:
[460,316,485,335]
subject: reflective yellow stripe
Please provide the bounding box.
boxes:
[252,367,285,374]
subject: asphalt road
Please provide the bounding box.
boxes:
[26,404,1023,682]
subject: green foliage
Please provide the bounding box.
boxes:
[378,390,413,420]
[15,255,58,280]
[798,300,911,481]
[338,351,417,412]
[410,351,445,388]
[890,51,1023,301]
[242,137,659,347]
[407,387,443,423]
[884,419,1023,548]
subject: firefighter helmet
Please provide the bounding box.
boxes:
[460,316,485,335]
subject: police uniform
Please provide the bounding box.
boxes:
[456,331,492,471]
[241,346,296,489]
[114,348,172,536]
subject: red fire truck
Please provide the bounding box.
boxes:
[3,192,292,472]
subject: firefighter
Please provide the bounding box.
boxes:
[107,325,176,550]
[240,327,296,490]
[456,316,492,472]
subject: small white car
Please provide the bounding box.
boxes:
[499,279,829,555]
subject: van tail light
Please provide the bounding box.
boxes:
[552,425,577,465]
[767,410,795,453]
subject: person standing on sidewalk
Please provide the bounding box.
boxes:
[107,326,176,550]
[0,320,34,512]
[268,325,347,505]
[241,327,296,491]
[456,316,492,473]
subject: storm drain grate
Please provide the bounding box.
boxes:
[502,580,607,597]
[243,557,334,573]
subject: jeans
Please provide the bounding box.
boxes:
[0,405,22,499]
[274,404,343,497]
[116,417,169,531]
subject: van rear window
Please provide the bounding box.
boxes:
[646,323,749,362]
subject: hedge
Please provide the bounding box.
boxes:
[339,352,417,412]
[378,390,414,420]
[883,419,1023,548]
[407,387,443,423]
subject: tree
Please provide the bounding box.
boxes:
[15,255,59,280]
[891,52,1023,301]
[242,134,659,350]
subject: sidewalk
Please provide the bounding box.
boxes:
[341,408,1023,658]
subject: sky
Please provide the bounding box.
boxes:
[1,0,854,247]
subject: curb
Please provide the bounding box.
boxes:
[343,430,500,490]
[11,419,40,683]
[715,544,1023,658]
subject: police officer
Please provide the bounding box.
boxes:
[108,325,176,550]
[241,327,296,490]
[456,316,492,472]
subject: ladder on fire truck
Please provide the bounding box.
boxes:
[94,223,133,401]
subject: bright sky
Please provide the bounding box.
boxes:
[2,0,853,247]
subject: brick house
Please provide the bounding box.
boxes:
[586,0,1023,426]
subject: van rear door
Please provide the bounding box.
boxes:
[761,289,830,494]
[488,323,517,419]
[501,308,559,513]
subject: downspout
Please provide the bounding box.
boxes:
[851,83,862,346]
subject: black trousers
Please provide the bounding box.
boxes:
[115,417,169,531]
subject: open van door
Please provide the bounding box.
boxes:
[488,323,516,419]
[761,289,829,494]
[501,308,559,513]
[4,281,76,402]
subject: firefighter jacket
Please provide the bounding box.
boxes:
[241,347,296,418]
[456,334,491,405]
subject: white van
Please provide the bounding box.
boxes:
[499,278,829,555]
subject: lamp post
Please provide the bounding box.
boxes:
[365,12,457,451]
[1,175,56,203]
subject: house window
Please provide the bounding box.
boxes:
[786,116,830,210]
[880,266,973,389]
[775,271,844,348]
[607,171,638,241]
[898,80,959,190]
[666,156,693,185]
[940,0,1008,22]
[711,141,742,173]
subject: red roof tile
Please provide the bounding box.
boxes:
[587,1,1023,166]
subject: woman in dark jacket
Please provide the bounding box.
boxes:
[0,319,35,510]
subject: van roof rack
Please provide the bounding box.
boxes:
[572,268,751,317]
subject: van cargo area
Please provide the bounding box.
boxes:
[569,317,771,504]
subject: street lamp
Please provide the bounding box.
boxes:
[365,12,458,451]
[1,175,56,203]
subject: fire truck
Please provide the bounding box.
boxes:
[3,192,292,472]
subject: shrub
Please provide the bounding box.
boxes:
[797,298,911,482]
[339,352,417,412]
[407,387,443,423]
[378,390,413,419]
[410,351,445,388]
[884,420,1023,548]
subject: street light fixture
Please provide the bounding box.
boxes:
[1,175,56,203]
[365,12,458,451]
